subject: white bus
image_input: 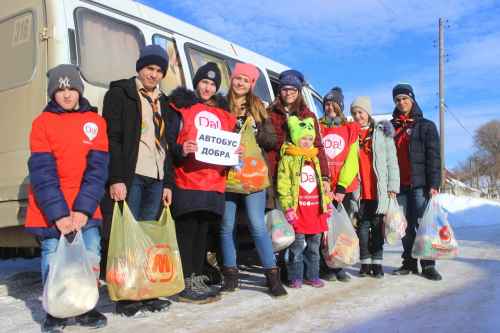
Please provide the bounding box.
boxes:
[0,0,326,246]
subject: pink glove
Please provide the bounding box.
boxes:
[285,208,298,225]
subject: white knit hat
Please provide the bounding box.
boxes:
[350,96,373,116]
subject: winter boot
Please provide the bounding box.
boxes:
[359,264,371,277]
[177,276,216,304]
[191,274,221,300]
[371,264,384,279]
[142,298,172,313]
[392,260,419,275]
[332,268,351,282]
[265,267,288,297]
[304,278,325,288]
[75,309,107,329]
[41,314,68,333]
[421,266,442,281]
[220,266,239,292]
[116,300,145,317]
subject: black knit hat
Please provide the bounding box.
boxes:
[136,45,169,76]
[323,87,344,112]
[192,62,222,92]
[392,83,415,101]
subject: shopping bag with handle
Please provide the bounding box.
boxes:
[384,198,408,245]
[106,202,184,301]
[412,196,459,260]
[42,231,99,318]
[226,117,271,194]
[265,209,295,252]
[322,204,359,268]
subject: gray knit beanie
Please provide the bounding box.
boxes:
[47,64,84,99]
[350,96,373,116]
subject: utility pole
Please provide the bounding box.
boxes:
[439,18,446,189]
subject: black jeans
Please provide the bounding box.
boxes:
[175,211,219,278]
[357,200,384,264]
[397,186,435,269]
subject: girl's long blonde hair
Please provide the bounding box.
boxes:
[227,86,268,123]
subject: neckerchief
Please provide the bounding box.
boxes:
[139,88,165,151]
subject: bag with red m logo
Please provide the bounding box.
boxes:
[106,202,184,301]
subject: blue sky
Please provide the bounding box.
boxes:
[138,0,500,169]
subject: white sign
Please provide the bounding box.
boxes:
[195,127,241,166]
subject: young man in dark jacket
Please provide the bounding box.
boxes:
[390,83,442,281]
[102,44,174,316]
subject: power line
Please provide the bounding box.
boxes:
[444,105,475,139]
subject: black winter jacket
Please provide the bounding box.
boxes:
[165,87,230,219]
[391,103,441,190]
[102,77,174,190]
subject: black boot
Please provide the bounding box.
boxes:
[359,264,371,277]
[142,298,172,313]
[177,275,219,304]
[421,266,442,281]
[220,266,239,292]
[41,314,67,333]
[116,300,144,317]
[371,264,384,279]
[265,267,288,297]
[75,309,107,329]
[393,260,419,275]
[332,268,351,282]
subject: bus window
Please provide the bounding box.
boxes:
[226,59,272,104]
[75,8,145,87]
[186,46,231,95]
[0,12,36,91]
[152,34,185,95]
[312,94,324,119]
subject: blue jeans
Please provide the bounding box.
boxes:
[287,233,321,281]
[39,226,101,284]
[221,190,275,269]
[127,174,163,220]
[357,200,384,263]
[397,186,435,268]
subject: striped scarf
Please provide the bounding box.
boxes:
[139,88,166,151]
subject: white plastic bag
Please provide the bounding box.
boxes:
[42,231,99,318]
[265,209,295,252]
[322,204,359,268]
[384,198,407,245]
[412,196,459,260]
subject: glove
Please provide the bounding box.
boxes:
[285,208,298,225]
[323,203,334,219]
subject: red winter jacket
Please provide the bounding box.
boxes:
[25,99,109,238]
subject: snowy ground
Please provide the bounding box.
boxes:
[1,194,499,333]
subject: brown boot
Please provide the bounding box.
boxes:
[265,267,288,297]
[220,266,239,292]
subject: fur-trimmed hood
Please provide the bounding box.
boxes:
[375,120,395,138]
[168,87,229,111]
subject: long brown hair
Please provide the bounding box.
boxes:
[271,90,308,115]
[227,87,268,123]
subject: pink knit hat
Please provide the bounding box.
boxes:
[231,62,260,90]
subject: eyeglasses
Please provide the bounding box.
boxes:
[281,87,298,93]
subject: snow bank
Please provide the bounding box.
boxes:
[437,193,500,228]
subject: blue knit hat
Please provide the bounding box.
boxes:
[136,45,169,76]
[279,69,305,90]
[392,83,415,101]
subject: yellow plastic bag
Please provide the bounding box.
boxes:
[226,118,270,194]
[106,202,184,301]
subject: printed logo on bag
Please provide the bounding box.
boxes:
[195,111,221,129]
[83,122,98,143]
[438,225,451,242]
[300,164,317,194]
[146,244,175,283]
[323,134,345,159]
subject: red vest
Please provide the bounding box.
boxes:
[320,123,359,192]
[172,103,236,193]
[358,128,377,200]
